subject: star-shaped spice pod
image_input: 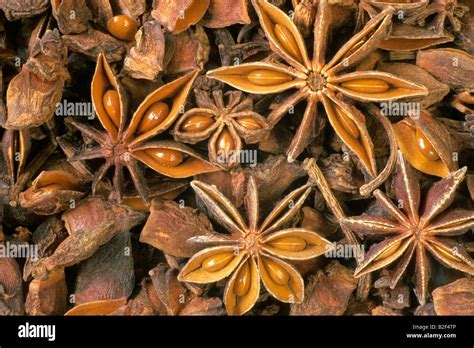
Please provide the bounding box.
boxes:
[178,177,333,315]
[66,53,219,203]
[207,0,427,182]
[341,152,474,304]
[173,90,270,168]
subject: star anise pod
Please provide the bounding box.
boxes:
[66,53,219,203]
[356,0,429,31]
[173,89,270,169]
[178,177,333,315]
[207,0,427,187]
[341,152,474,304]
[393,110,458,177]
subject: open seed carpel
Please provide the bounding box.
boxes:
[207,0,427,194]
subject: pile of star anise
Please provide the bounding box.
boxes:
[0,0,473,317]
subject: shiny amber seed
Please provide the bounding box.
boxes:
[235,117,261,130]
[274,23,302,62]
[138,102,169,134]
[181,115,214,133]
[234,261,251,296]
[216,129,234,157]
[248,70,292,86]
[202,252,235,272]
[264,258,289,286]
[145,148,184,167]
[341,79,390,94]
[107,15,138,41]
[415,127,439,161]
[334,104,360,139]
[268,236,307,252]
[103,90,121,128]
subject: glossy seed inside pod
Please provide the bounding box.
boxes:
[234,261,251,296]
[145,148,184,167]
[343,39,365,59]
[202,252,235,272]
[274,23,302,62]
[264,258,289,286]
[341,79,390,93]
[268,236,307,252]
[138,102,169,134]
[235,117,261,130]
[248,70,292,86]
[375,239,403,261]
[216,129,234,157]
[107,15,138,41]
[334,104,360,139]
[181,115,214,132]
[415,127,439,161]
[103,90,121,128]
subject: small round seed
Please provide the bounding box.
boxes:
[137,102,169,134]
[268,236,307,252]
[415,127,439,161]
[103,90,121,128]
[264,258,289,286]
[235,117,261,130]
[145,148,184,167]
[107,15,138,41]
[274,23,302,62]
[247,70,292,86]
[340,79,390,94]
[234,262,251,296]
[181,115,214,132]
[201,252,235,272]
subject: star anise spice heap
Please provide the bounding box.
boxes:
[173,89,270,168]
[207,0,427,185]
[178,177,333,315]
[341,153,474,304]
[66,53,219,204]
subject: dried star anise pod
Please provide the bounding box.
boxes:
[0,0,49,21]
[152,0,210,34]
[404,0,469,33]
[207,0,427,188]
[66,53,219,203]
[178,177,333,315]
[393,110,458,177]
[173,89,270,168]
[5,27,69,129]
[341,152,474,304]
[356,0,429,31]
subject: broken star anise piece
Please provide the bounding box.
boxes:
[341,152,474,304]
[178,177,333,315]
[207,0,427,186]
[66,53,219,204]
[393,110,458,177]
[173,89,270,169]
